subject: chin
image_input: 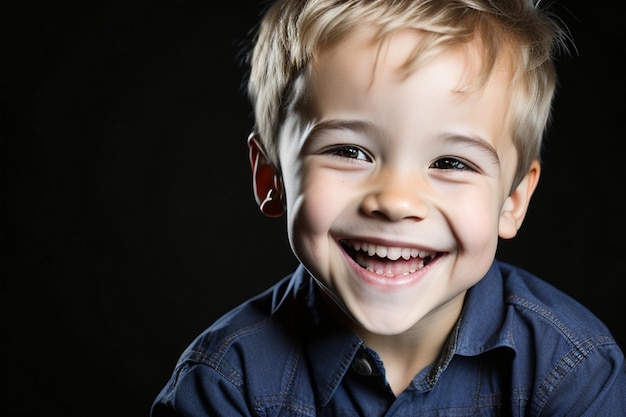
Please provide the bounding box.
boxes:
[349,304,425,335]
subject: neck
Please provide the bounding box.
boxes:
[356,294,465,396]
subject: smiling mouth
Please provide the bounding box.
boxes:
[341,240,439,278]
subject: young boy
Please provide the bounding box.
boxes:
[152,0,626,415]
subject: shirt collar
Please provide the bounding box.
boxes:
[455,260,516,356]
[292,265,364,407]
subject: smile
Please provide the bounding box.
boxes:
[341,240,439,278]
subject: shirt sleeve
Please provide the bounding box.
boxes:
[151,363,254,417]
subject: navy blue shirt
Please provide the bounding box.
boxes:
[151,261,626,416]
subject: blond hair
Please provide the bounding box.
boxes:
[246,0,570,190]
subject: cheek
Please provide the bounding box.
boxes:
[285,172,341,254]
[448,191,501,255]
[443,193,502,291]
[286,180,352,283]
[288,177,343,236]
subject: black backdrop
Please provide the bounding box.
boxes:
[2,1,625,416]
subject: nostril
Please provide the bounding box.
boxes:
[368,209,393,220]
[362,196,428,222]
[360,181,429,221]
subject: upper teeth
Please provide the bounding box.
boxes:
[351,241,435,261]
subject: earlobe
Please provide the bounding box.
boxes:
[247,133,285,218]
[499,160,541,239]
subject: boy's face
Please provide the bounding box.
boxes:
[266,28,538,336]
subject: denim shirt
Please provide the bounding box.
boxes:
[151,261,626,416]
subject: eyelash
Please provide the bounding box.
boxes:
[431,157,476,172]
[328,146,371,161]
[328,146,476,172]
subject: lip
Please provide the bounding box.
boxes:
[338,239,442,290]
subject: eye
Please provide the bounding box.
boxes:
[431,157,475,172]
[328,145,372,162]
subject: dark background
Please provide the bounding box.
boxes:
[1,1,624,416]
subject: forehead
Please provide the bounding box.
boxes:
[305,26,515,120]
[311,25,513,93]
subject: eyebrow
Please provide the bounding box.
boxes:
[440,133,501,168]
[305,119,381,141]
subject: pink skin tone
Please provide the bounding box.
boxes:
[249,28,539,394]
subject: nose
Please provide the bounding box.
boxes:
[360,171,429,222]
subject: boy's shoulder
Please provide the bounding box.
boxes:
[459,260,618,358]
[175,265,326,371]
[161,265,358,409]
[499,260,610,335]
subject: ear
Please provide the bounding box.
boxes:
[247,133,285,218]
[498,160,541,239]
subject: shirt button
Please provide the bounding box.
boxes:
[351,355,373,375]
